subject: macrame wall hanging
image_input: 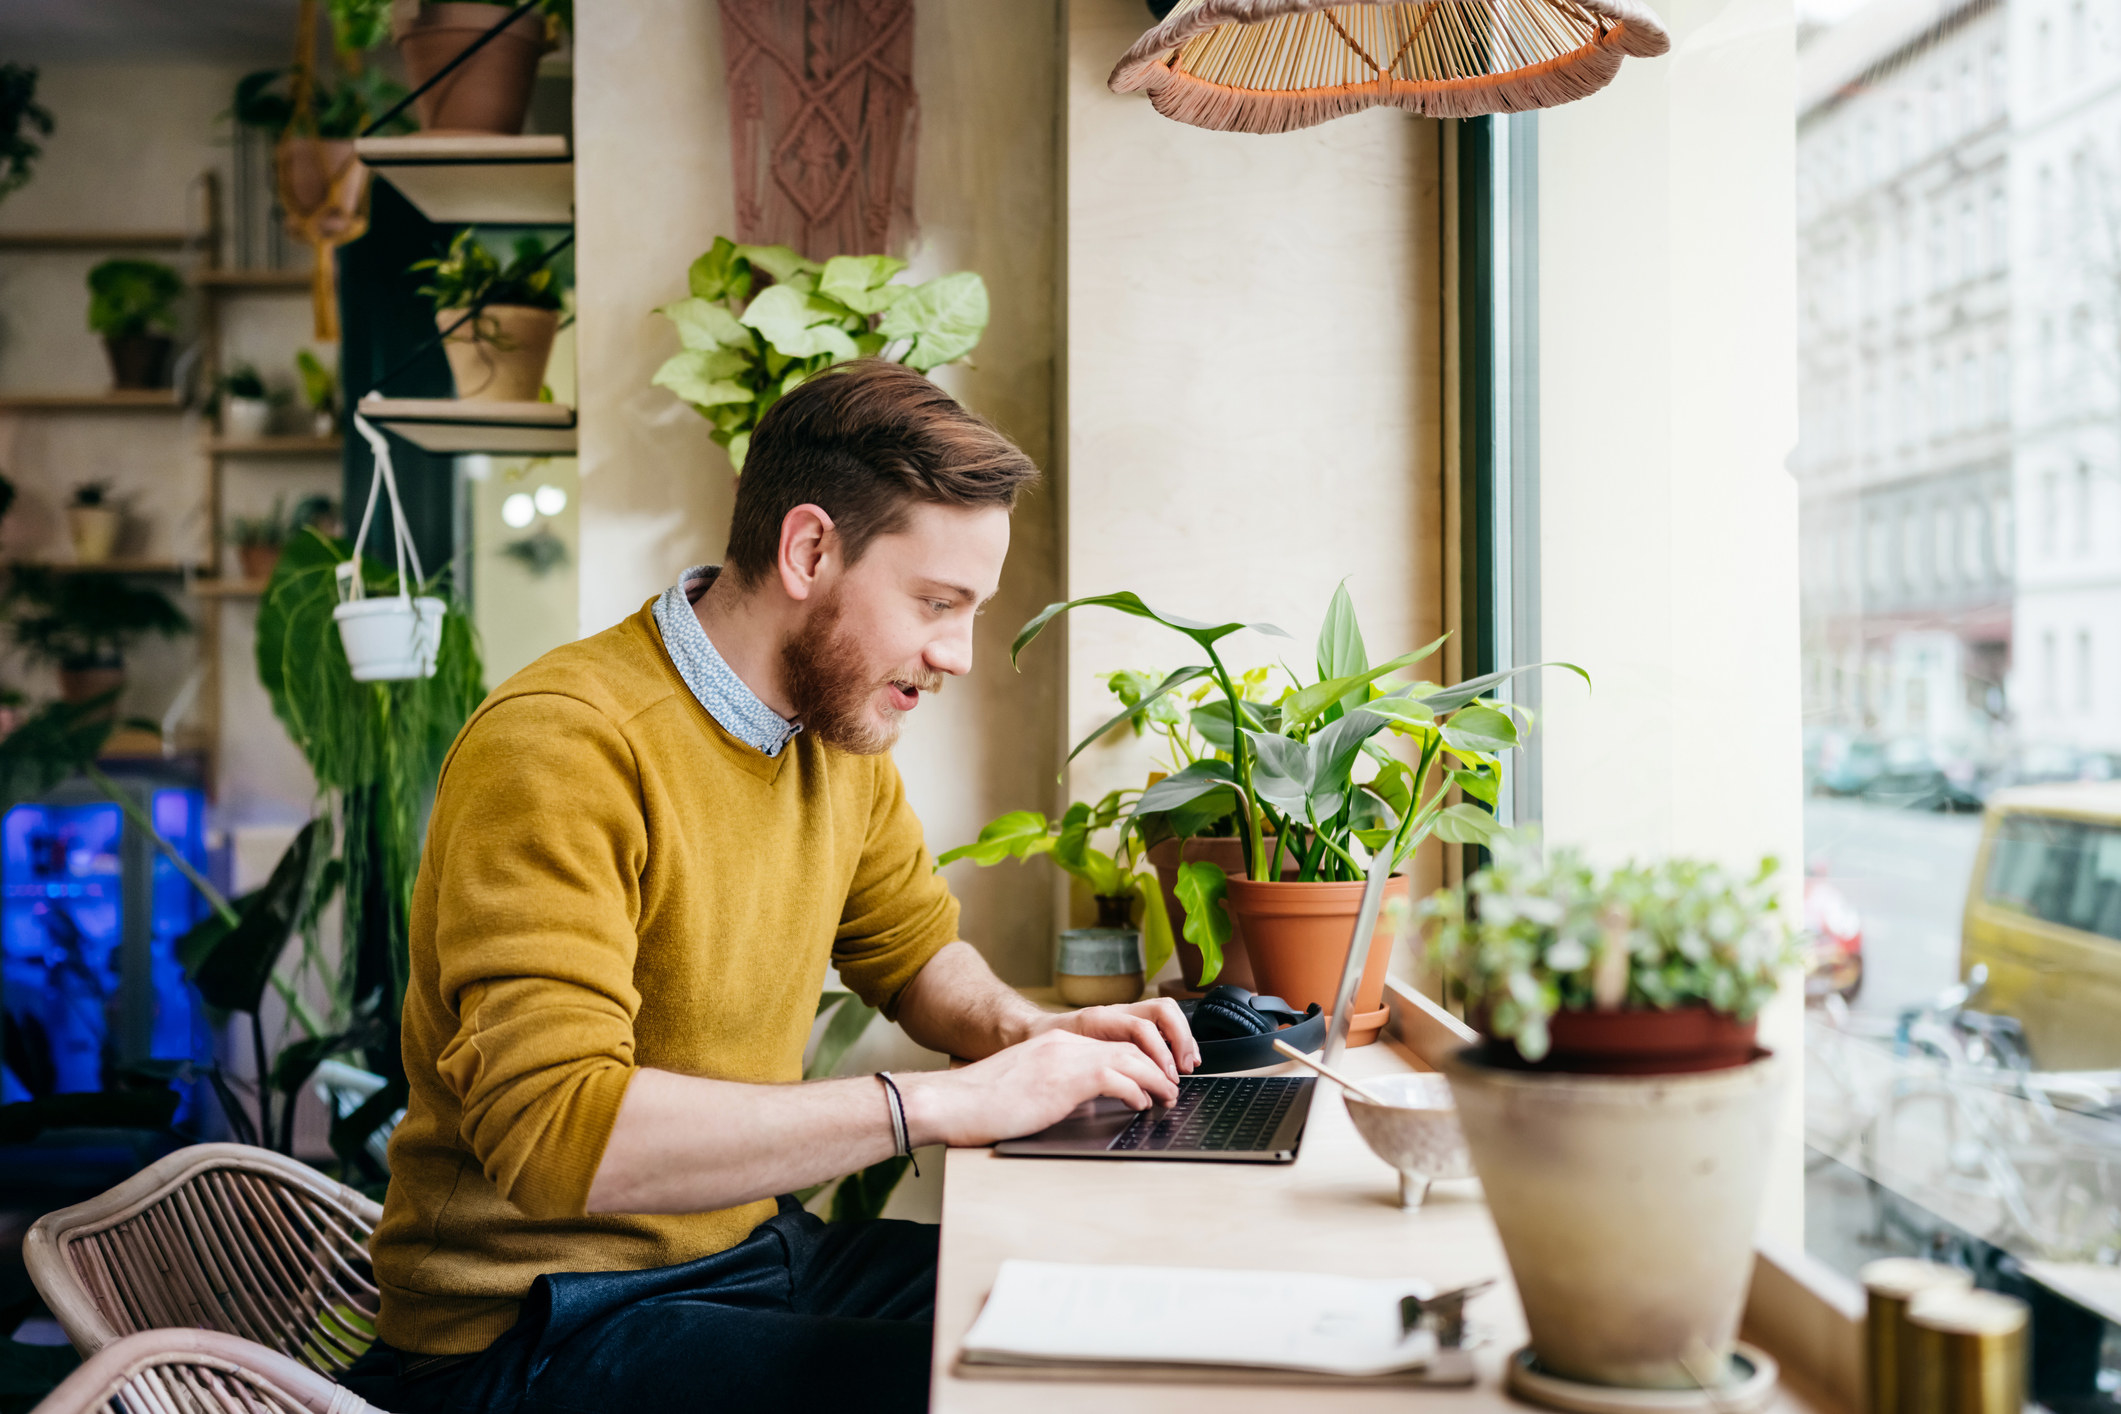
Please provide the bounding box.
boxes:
[718,0,919,260]
[1110,0,1671,135]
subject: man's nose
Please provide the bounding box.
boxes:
[928,622,974,677]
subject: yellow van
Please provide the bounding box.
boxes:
[1961,783,2121,1071]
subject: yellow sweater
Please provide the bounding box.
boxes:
[370,599,960,1353]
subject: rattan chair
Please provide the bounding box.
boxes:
[24,1144,383,1378]
[29,1326,382,1414]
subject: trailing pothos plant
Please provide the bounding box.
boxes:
[938,791,1181,981]
[651,237,990,471]
[1012,583,1588,980]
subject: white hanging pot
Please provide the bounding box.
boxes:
[335,413,444,682]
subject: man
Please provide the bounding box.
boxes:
[343,360,1198,1414]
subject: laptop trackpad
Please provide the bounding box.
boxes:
[1019,1095,1144,1146]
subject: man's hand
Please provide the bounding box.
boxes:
[1026,998,1200,1085]
[895,1030,1182,1148]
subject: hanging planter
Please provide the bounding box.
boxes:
[337,415,445,682]
[277,135,370,342]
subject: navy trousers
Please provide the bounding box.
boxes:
[343,1200,938,1414]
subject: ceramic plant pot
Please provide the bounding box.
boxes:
[104,335,173,390]
[397,2,547,135]
[1442,1047,1785,1389]
[439,305,557,401]
[334,595,446,682]
[1055,926,1144,1007]
[1342,1072,1473,1209]
[67,506,121,564]
[1147,835,1262,992]
[223,397,272,442]
[1224,873,1406,1047]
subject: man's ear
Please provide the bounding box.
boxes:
[777,503,836,603]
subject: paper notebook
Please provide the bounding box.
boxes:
[956,1260,1476,1384]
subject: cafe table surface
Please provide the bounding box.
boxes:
[930,1030,1837,1414]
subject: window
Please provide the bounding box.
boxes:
[2076,462,2094,554]
[1987,184,2007,268]
[2043,469,2062,557]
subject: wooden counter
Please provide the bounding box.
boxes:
[931,1032,1842,1413]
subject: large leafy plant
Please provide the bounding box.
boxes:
[939,793,1182,981]
[1419,830,1797,1062]
[1013,584,1587,978]
[0,63,54,204]
[231,66,415,139]
[651,237,990,471]
[7,569,190,670]
[86,260,184,340]
[412,229,565,313]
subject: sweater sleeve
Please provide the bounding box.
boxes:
[427,694,646,1220]
[832,756,961,1018]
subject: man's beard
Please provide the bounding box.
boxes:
[781,587,940,755]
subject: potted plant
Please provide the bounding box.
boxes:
[231,502,288,583]
[86,260,183,390]
[1014,582,1584,1045]
[7,568,190,705]
[653,238,991,471]
[345,0,568,137]
[295,350,340,436]
[65,483,121,564]
[215,362,277,441]
[0,63,54,204]
[413,230,565,402]
[1420,830,1797,1393]
[940,794,1179,1006]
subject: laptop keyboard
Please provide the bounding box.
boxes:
[1108,1076,1310,1153]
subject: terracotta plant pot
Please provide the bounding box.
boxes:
[57,665,125,708]
[1442,1048,1785,1389]
[1146,835,1263,992]
[439,305,558,401]
[397,3,547,136]
[67,506,121,564]
[1224,873,1406,1047]
[1497,1006,1760,1075]
[238,543,282,583]
[103,335,172,390]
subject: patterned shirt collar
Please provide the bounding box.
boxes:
[652,565,802,758]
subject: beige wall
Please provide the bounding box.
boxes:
[1057,2,1447,931]
[1536,0,1803,1238]
[574,0,1064,984]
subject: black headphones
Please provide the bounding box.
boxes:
[1188,984,1314,1042]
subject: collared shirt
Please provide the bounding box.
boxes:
[652,564,803,757]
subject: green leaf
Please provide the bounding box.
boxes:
[650,350,753,409]
[1282,636,1449,728]
[727,429,753,472]
[0,698,118,813]
[876,271,990,371]
[1134,758,1240,817]
[688,238,749,302]
[1316,580,1368,694]
[178,819,326,1015]
[806,991,879,1080]
[1416,661,1590,715]
[819,254,909,314]
[1450,765,1500,807]
[1012,592,1289,669]
[1133,873,1176,981]
[1174,862,1233,985]
[658,296,751,350]
[1190,700,1237,754]
[740,285,861,360]
[733,243,820,285]
[1432,803,1500,846]
[1366,757,1415,818]
[1306,708,1388,804]
[1440,703,1519,755]
[1243,729,1313,816]
[1362,696,1436,730]
[829,1154,911,1223]
[936,810,1049,868]
[1063,666,1211,766]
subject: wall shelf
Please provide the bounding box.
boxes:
[359,397,576,455]
[352,134,573,226]
[195,268,312,292]
[7,560,193,576]
[190,579,268,599]
[206,435,341,457]
[0,390,183,412]
[0,230,200,251]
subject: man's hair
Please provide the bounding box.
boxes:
[724,359,1039,586]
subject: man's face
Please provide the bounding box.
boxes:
[782,501,1010,754]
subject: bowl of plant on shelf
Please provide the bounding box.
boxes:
[86,259,183,390]
[295,350,340,436]
[6,567,190,705]
[1418,830,1796,1399]
[938,792,1175,1009]
[328,0,567,137]
[215,361,277,441]
[413,229,566,402]
[65,482,120,564]
[230,501,287,583]
[1014,582,1586,1047]
[652,237,990,472]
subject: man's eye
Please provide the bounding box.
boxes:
[928,600,952,614]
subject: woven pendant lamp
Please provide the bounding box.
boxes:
[1109,0,1671,134]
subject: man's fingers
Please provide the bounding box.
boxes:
[1099,1068,1153,1111]
[1142,998,1199,1072]
[1120,1014,1179,1081]
[1107,1042,1180,1105]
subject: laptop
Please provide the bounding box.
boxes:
[995,848,1396,1163]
